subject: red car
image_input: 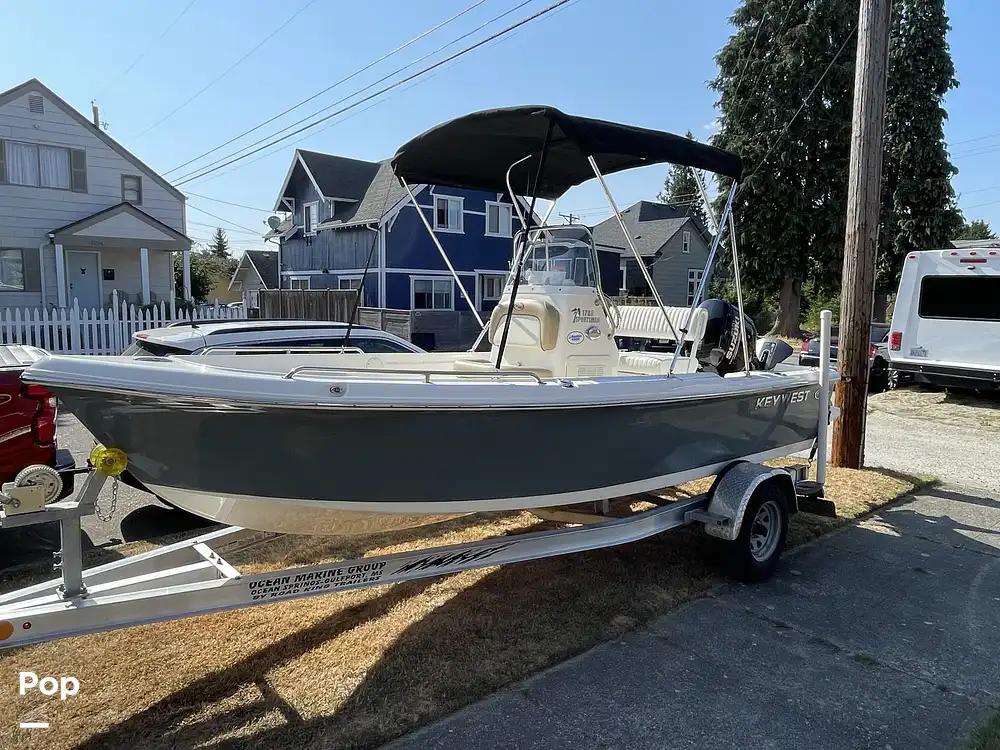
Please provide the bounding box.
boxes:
[0,346,71,491]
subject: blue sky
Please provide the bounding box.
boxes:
[3,0,998,252]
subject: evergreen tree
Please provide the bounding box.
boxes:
[657,131,709,228]
[711,0,856,336]
[877,0,962,299]
[209,227,230,258]
[955,219,997,241]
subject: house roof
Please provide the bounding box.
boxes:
[317,161,409,229]
[0,79,186,202]
[950,238,1000,249]
[50,202,191,250]
[236,250,278,289]
[591,201,708,257]
[273,150,388,212]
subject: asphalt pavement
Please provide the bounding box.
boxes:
[392,484,1000,749]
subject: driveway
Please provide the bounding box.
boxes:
[866,388,1000,494]
[393,484,1000,749]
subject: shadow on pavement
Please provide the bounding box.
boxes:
[119,504,217,542]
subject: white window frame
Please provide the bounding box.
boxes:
[687,268,704,306]
[433,195,464,234]
[484,201,513,238]
[480,273,506,302]
[289,275,311,290]
[337,275,362,290]
[411,276,454,310]
[303,201,319,236]
[682,230,691,254]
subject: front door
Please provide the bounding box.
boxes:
[66,251,100,309]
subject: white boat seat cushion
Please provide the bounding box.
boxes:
[617,351,698,375]
[615,305,708,348]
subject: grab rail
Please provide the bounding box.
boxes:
[283,365,546,384]
[199,346,365,356]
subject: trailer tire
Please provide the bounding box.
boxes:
[718,483,789,583]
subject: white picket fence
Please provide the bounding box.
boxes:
[0,290,243,355]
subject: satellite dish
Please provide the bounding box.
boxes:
[266,215,281,230]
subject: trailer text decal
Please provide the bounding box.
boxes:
[248,561,388,600]
[392,542,517,575]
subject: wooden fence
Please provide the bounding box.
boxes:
[0,291,242,355]
[258,290,358,322]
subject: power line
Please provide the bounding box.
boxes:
[164,0,490,176]
[98,0,199,97]
[173,0,542,184]
[183,190,272,212]
[188,220,261,236]
[187,203,261,234]
[730,0,799,130]
[131,0,320,140]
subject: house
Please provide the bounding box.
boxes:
[229,249,278,308]
[0,79,192,310]
[267,149,525,314]
[591,201,712,306]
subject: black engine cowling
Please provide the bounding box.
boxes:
[695,298,759,375]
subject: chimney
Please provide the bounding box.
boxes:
[91,100,100,128]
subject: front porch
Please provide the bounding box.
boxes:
[49,202,192,309]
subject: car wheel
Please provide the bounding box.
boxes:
[887,368,900,390]
[869,360,888,393]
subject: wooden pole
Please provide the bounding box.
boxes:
[831,0,891,468]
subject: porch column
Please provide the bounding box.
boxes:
[139,247,151,305]
[54,243,67,308]
[182,247,192,302]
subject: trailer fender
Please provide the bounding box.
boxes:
[699,461,796,542]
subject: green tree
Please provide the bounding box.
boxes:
[955,219,997,241]
[711,0,856,336]
[174,249,237,303]
[658,131,709,228]
[877,0,962,307]
[209,227,230,258]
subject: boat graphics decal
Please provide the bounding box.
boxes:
[392,542,517,574]
[753,387,818,410]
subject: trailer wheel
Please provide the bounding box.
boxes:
[719,483,789,583]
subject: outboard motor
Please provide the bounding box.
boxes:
[695,298,759,375]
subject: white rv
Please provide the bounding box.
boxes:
[888,248,1000,389]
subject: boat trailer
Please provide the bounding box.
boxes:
[0,453,833,651]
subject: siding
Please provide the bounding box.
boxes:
[0,88,185,251]
[651,227,711,305]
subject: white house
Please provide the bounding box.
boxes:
[0,78,192,310]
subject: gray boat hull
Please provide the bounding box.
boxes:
[54,380,821,534]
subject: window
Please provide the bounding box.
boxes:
[122,174,142,204]
[687,269,704,306]
[485,202,513,237]
[0,140,86,191]
[0,249,25,291]
[433,196,463,233]
[303,202,318,236]
[682,230,691,254]
[289,276,310,290]
[480,273,506,301]
[412,278,453,310]
[338,276,362,290]
[918,276,1000,321]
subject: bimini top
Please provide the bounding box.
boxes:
[391,105,742,199]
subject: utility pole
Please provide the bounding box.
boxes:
[559,212,579,225]
[831,0,891,469]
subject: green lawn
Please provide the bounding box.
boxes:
[967,711,1000,750]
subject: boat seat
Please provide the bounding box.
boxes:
[617,351,699,375]
[488,299,560,351]
[453,357,554,379]
[615,305,708,349]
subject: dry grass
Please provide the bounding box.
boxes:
[0,465,927,750]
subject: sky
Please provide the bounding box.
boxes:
[2,0,999,253]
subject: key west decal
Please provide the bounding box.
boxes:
[753,388,818,410]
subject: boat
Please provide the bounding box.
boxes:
[21,106,834,536]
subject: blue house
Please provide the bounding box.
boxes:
[267,149,526,314]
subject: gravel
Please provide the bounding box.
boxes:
[864,388,1000,494]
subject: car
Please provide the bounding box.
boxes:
[122,319,425,356]
[0,345,73,496]
[799,323,890,392]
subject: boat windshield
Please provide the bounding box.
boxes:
[516,228,597,288]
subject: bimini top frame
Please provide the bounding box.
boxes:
[390,105,747,373]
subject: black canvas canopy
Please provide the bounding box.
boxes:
[391,105,742,199]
